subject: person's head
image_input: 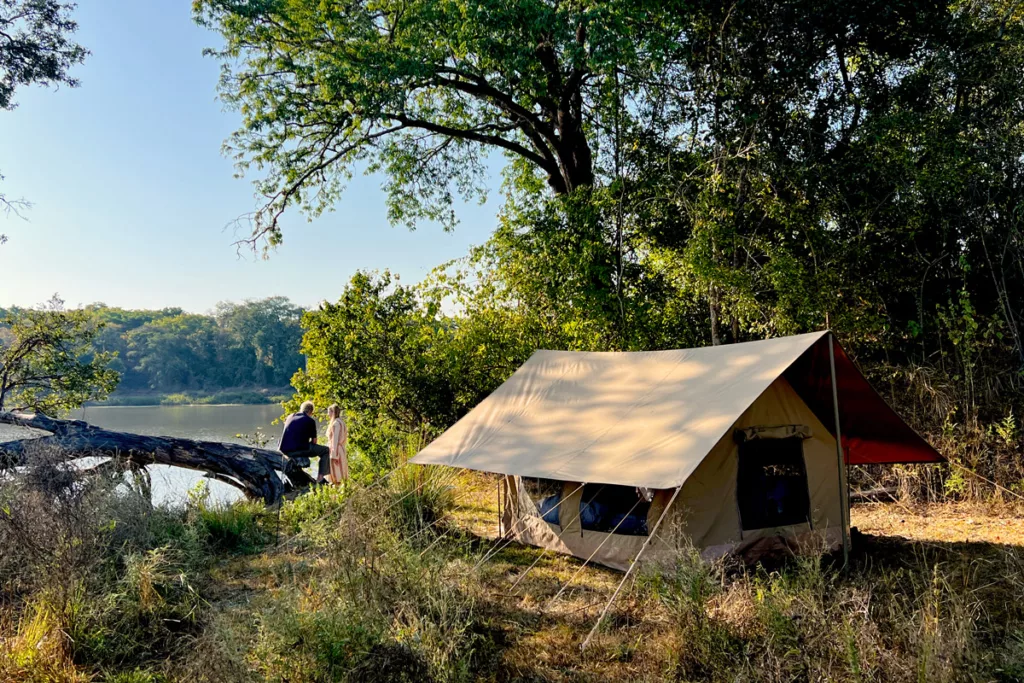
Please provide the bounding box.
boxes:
[327,403,340,419]
[300,401,314,416]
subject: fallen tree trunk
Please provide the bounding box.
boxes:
[850,486,899,503]
[0,412,315,504]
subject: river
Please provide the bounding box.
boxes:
[1,404,287,507]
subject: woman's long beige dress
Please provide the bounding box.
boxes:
[326,417,349,484]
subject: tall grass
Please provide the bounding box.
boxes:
[188,482,276,552]
[4,438,1022,681]
[242,464,483,682]
[0,442,276,681]
[631,540,1024,682]
[242,469,1024,682]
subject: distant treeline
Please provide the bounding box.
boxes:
[1,297,306,399]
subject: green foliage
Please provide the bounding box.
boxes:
[0,0,88,226]
[195,0,1024,377]
[194,0,683,245]
[106,670,166,683]
[0,451,282,680]
[0,295,119,414]
[124,313,220,391]
[0,0,87,111]
[97,389,288,406]
[260,0,1024,499]
[290,271,529,465]
[213,297,306,387]
[185,480,273,553]
[279,483,349,537]
[192,501,274,554]
[251,597,390,682]
[65,546,206,669]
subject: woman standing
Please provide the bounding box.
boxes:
[325,404,349,484]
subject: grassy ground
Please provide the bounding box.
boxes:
[3,466,1023,681]
[187,474,1024,682]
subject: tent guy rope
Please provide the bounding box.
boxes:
[580,485,683,651]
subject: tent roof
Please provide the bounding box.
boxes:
[410,332,942,489]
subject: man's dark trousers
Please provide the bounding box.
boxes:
[282,444,330,481]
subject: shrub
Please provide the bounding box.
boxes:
[193,501,274,553]
[279,483,349,537]
[65,547,205,670]
[160,392,195,405]
[0,442,221,678]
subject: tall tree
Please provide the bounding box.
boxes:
[0,0,85,110]
[214,297,305,386]
[193,0,683,245]
[125,314,219,391]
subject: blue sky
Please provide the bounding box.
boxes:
[0,1,501,313]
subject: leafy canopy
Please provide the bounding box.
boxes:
[84,297,306,393]
[279,0,1024,462]
[289,270,538,465]
[0,0,86,110]
[193,0,680,246]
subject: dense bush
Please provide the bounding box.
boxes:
[0,297,308,400]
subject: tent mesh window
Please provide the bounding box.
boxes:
[579,484,650,536]
[737,437,811,530]
[522,477,564,525]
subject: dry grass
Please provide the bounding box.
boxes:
[171,471,1024,682]
[5,457,1022,681]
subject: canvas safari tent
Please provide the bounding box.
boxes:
[410,331,942,569]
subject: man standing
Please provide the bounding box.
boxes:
[279,401,331,483]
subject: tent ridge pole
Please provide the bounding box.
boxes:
[828,332,850,567]
[580,485,683,651]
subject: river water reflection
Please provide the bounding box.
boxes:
[0,405,286,507]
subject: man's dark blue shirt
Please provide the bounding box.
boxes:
[279,412,317,453]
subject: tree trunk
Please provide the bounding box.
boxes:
[709,286,722,346]
[0,412,314,504]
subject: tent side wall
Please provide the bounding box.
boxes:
[503,480,651,571]
[504,376,845,570]
[673,376,845,560]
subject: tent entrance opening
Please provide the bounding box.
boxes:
[737,437,811,530]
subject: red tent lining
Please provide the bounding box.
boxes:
[783,335,943,465]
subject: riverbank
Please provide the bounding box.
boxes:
[88,388,292,407]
